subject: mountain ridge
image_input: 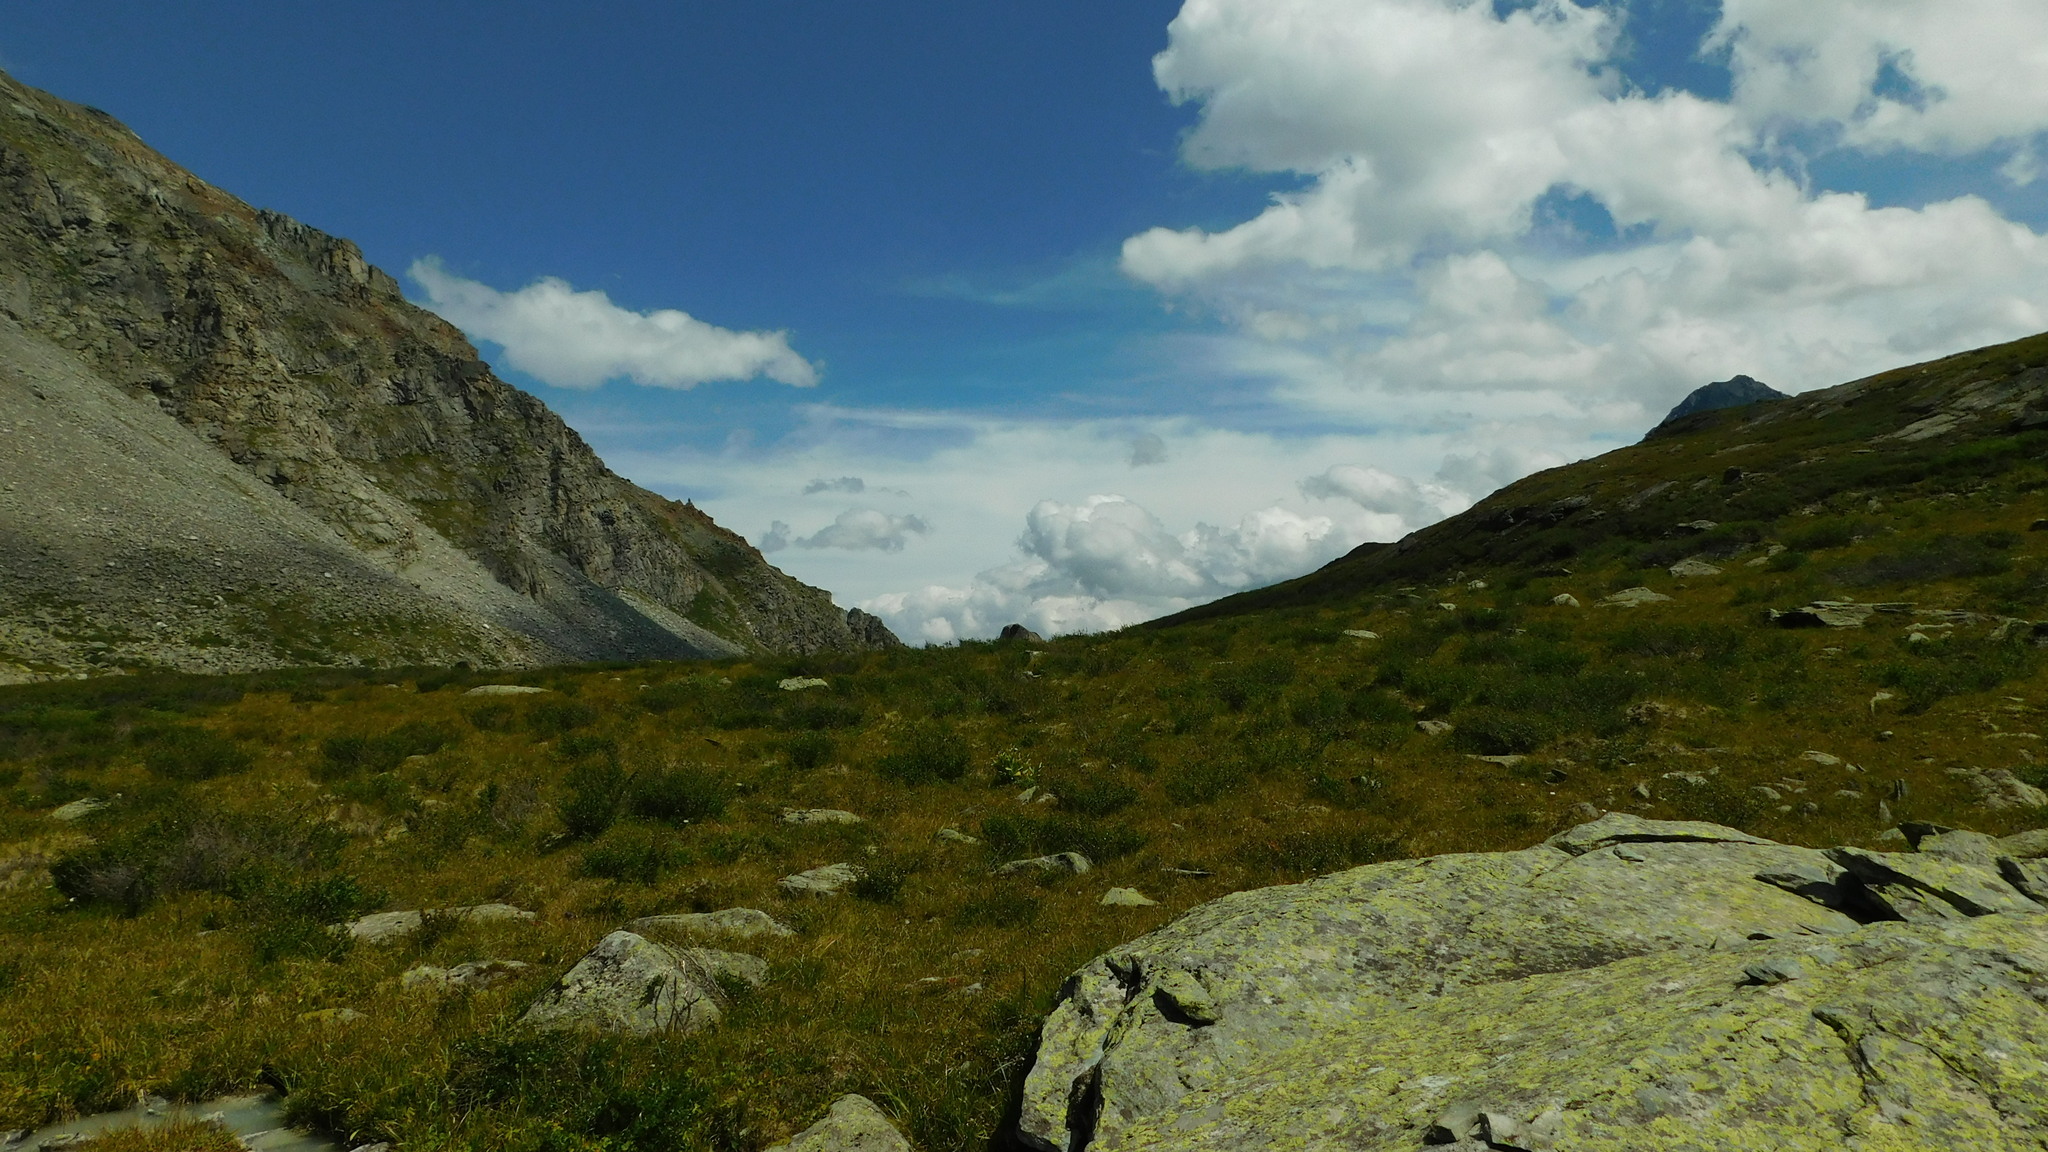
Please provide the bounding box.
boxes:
[0,68,895,680]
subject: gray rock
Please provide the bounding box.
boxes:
[1600,586,1672,607]
[1550,593,1580,607]
[1998,827,2048,858]
[1102,887,1160,907]
[779,863,864,896]
[1416,719,1455,736]
[936,827,981,845]
[1916,829,2003,868]
[339,903,536,944]
[462,684,549,696]
[520,931,764,1035]
[1000,623,1046,644]
[1018,817,1920,1152]
[400,959,528,992]
[626,908,796,940]
[778,677,829,691]
[765,1094,910,1152]
[781,808,864,826]
[1342,628,1381,639]
[47,797,109,822]
[994,852,1092,876]
[1667,558,1723,578]
[1949,766,2048,809]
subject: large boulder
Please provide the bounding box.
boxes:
[520,930,766,1035]
[765,1094,911,1152]
[1017,814,2048,1152]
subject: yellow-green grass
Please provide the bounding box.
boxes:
[5,461,2048,1148]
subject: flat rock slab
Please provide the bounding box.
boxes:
[995,852,1091,876]
[626,908,796,939]
[520,930,765,1035]
[462,684,549,696]
[1020,815,2048,1152]
[47,797,110,821]
[766,1094,910,1152]
[1102,888,1160,907]
[779,863,863,896]
[340,903,536,944]
[781,808,864,825]
[1667,558,1723,577]
[778,677,828,691]
[401,959,529,992]
[1601,587,1672,606]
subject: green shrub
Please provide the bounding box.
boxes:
[952,887,1041,928]
[1450,708,1552,755]
[852,860,911,903]
[627,763,730,826]
[784,731,834,772]
[877,722,969,784]
[319,721,457,780]
[580,828,684,885]
[558,758,628,840]
[1164,759,1242,806]
[1236,826,1401,877]
[1051,774,1138,817]
[142,726,251,781]
[528,700,599,737]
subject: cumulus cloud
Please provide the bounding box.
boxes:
[802,476,866,495]
[761,508,931,554]
[408,257,818,390]
[1122,0,2048,425]
[861,492,1352,644]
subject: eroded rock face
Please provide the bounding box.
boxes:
[1018,815,2048,1152]
[520,930,766,1035]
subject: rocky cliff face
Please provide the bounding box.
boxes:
[0,69,895,678]
[1021,814,2048,1151]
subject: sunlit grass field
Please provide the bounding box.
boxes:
[11,347,2048,1148]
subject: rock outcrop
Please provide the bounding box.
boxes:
[0,68,896,678]
[1018,814,2048,1151]
[520,930,766,1035]
[766,1094,912,1152]
[1654,373,1789,430]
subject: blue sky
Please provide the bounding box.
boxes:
[8,2,2048,640]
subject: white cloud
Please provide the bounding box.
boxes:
[802,476,866,495]
[1713,0,2048,156]
[1122,0,2048,430]
[760,508,932,554]
[1129,433,1169,466]
[408,257,818,390]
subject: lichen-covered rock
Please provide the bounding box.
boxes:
[766,1094,910,1152]
[400,959,528,992]
[340,903,535,944]
[1017,815,2048,1152]
[781,808,863,825]
[626,908,796,940]
[995,852,1091,876]
[779,863,863,896]
[519,930,765,1035]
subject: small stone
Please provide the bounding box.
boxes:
[1342,629,1380,639]
[1417,719,1455,736]
[1151,968,1218,1025]
[1633,782,1653,800]
[1101,887,1159,907]
[936,827,980,845]
[339,904,536,944]
[1551,593,1581,607]
[1741,956,1807,986]
[1801,751,1842,767]
[1570,801,1601,821]
[1602,586,1674,607]
[764,1094,911,1152]
[626,909,796,940]
[1425,1102,1482,1144]
[779,863,864,896]
[1668,558,1723,578]
[994,852,1092,876]
[402,959,529,992]
[780,808,863,826]
[778,677,829,691]
[48,797,110,822]
[463,684,548,696]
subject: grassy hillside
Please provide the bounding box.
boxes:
[6,332,2048,1150]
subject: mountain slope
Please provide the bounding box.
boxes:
[0,70,893,679]
[1654,372,1787,427]
[1163,330,2048,625]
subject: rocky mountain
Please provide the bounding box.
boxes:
[0,69,897,681]
[1164,329,2048,624]
[1022,814,2048,1151]
[1654,372,1787,429]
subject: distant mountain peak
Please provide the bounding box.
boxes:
[1657,374,1789,428]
